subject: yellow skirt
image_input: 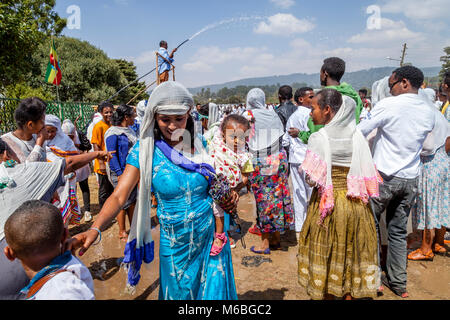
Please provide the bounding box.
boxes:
[297,167,379,300]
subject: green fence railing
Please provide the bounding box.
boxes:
[0,98,97,134]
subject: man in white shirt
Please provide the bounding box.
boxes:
[357,66,435,298]
[283,88,314,237]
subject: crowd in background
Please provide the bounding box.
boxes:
[0,57,448,300]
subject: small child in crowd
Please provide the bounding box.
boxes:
[3,200,95,300]
[209,115,253,255]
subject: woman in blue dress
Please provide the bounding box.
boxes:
[68,82,238,300]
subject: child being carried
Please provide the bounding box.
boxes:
[208,115,254,255]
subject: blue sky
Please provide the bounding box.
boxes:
[54,0,449,88]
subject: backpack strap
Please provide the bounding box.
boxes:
[26,269,69,299]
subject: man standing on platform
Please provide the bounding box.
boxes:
[157,41,177,83]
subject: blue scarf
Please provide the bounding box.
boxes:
[21,250,72,298]
[155,139,216,185]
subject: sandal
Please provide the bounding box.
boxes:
[249,225,262,236]
[250,246,270,255]
[229,238,236,249]
[210,233,228,256]
[433,243,447,255]
[119,231,129,242]
[407,248,434,261]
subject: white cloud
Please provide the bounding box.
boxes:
[380,0,450,20]
[183,61,214,73]
[270,0,295,9]
[254,14,315,36]
[348,18,424,44]
[132,51,157,64]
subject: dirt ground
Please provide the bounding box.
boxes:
[72,175,450,300]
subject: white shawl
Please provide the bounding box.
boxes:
[301,94,382,225]
[124,81,194,292]
[245,88,284,152]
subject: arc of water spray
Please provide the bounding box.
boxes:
[106,16,266,102]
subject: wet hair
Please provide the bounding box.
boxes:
[294,87,314,103]
[220,114,251,133]
[160,40,167,47]
[14,97,47,129]
[154,114,196,146]
[278,85,293,100]
[98,101,114,114]
[322,57,346,82]
[316,88,343,113]
[5,200,64,257]
[112,104,134,126]
[198,103,210,117]
[392,66,424,90]
[359,88,368,96]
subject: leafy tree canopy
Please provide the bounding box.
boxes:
[0,0,66,87]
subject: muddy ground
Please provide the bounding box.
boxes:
[72,175,449,300]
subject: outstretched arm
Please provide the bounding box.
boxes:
[66,164,140,256]
[64,151,113,175]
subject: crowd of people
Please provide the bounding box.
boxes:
[0,56,448,301]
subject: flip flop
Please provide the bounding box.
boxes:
[407,248,434,261]
[249,225,262,236]
[433,243,447,255]
[250,246,270,255]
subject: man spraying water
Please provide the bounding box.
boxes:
[158,41,177,83]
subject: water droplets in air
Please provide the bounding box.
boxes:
[188,16,267,41]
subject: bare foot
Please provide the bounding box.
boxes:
[119,231,128,242]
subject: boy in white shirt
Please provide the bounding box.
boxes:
[358,66,435,299]
[282,88,315,237]
[3,200,95,300]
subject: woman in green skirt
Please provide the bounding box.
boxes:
[298,89,382,300]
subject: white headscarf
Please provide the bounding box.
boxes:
[371,76,392,107]
[92,112,103,125]
[245,88,284,152]
[45,115,78,160]
[124,81,194,291]
[207,103,220,130]
[136,100,148,121]
[61,119,81,146]
[301,90,381,225]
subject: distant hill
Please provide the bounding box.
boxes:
[188,66,441,94]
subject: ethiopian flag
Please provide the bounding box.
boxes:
[45,40,62,86]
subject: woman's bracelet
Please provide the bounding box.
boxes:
[89,227,102,245]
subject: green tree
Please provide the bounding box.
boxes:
[0,0,66,87]
[28,36,128,103]
[3,82,54,100]
[439,46,450,80]
[113,59,150,105]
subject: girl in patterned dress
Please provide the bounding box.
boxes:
[209,114,253,255]
[243,88,294,254]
